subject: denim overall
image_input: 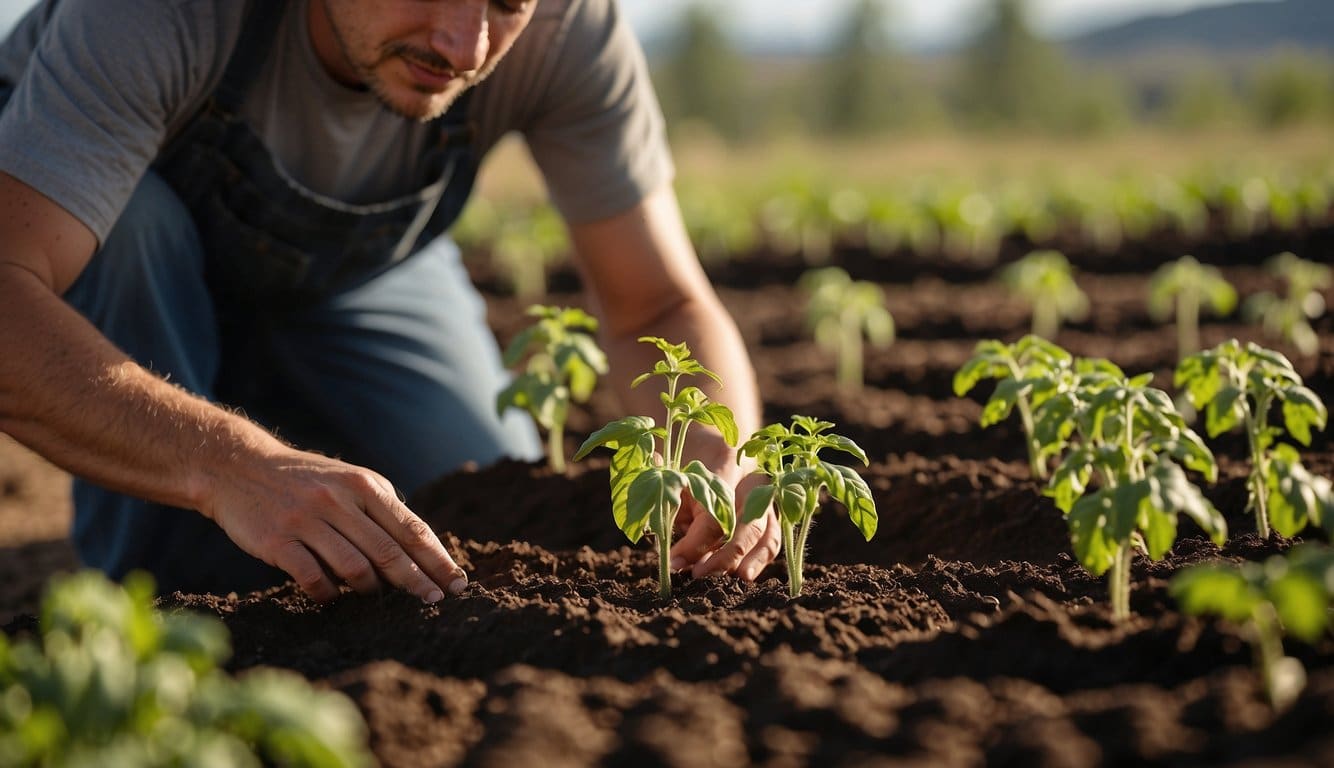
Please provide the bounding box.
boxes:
[35,1,540,593]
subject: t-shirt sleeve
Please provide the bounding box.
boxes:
[522,0,675,225]
[0,0,218,244]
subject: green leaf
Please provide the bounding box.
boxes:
[774,481,810,526]
[1178,352,1229,412]
[569,332,609,372]
[626,468,686,541]
[742,484,777,525]
[1046,451,1091,514]
[818,434,869,465]
[682,461,736,540]
[567,361,597,403]
[1281,386,1327,446]
[817,460,847,500]
[604,431,656,543]
[739,424,788,459]
[1269,570,1329,643]
[953,355,999,396]
[1175,431,1218,481]
[792,415,835,436]
[1068,493,1118,576]
[864,307,895,347]
[1248,344,1297,376]
[1032,392,1076,456]
[1205,278,1238,316]
[530,380,564,429]
[1267,454,1334,537]
[821,463,878,541]
[573,416,656,461]
[1204,387,1245,437]
[1171,565,1260,623]
[495,379,524,419]
[698,403,739,446]
[1138,504,1177,561]
[981,377,1028,427]
[1145,459,1226,547]
[501,327,540,368]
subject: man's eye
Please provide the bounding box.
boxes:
[491,0,529,13]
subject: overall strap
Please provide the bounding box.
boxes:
[212,0,290,115]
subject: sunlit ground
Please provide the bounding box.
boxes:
[473,124,1333,204]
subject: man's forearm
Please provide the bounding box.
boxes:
[0,265,281,513]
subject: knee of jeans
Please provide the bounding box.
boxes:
[85,172,205,290]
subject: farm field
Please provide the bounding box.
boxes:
[2,137,1334,764]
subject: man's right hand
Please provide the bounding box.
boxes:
[1,172,466,606]
[198,447,468,604]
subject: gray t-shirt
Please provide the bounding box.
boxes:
[0,0,673,244]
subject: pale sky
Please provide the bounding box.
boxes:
[0,0,1279,50]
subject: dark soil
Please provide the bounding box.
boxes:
[3,223,1333,766]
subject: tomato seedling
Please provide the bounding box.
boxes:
[1172,544,1334,710]
[574,337,738,599]
[799,266,895,391]
[1176,339,1331,538]
[497,305,608,473]
[493,203,570,299]
[1038,366,1226,621]
[1243,252,1330,357]
[1000,249,1089,340]
[0,571,371,767]
[953,335,1075,479]
[738,415,877,597]
[1147,255,1237,360]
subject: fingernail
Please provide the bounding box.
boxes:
[448,577,468,595]
[424,589,444,604]
[670,557,686,571]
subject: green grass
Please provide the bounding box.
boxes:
[472,125,1333,205]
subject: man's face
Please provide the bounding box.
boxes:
[311,0,537,121]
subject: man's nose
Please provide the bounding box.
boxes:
[429,2,489,73]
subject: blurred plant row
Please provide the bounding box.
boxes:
[455,161,1334,297]
[0,572,370,768]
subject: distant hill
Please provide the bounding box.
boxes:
[1067,0,1334,57]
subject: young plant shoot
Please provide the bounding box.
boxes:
[574,337,738,599]
[953,335,1075,479]
[999,249,1089,340]
[492,203,570,299]
[0,571,371,767]
[799,266,895,391]
[1039,366,1227,621]
[1243,252,1330,357]
[738,415,878,598]
[1147,255,1237,360]
[1176,339,1331,538]
[1172,544,1334,710]
[497,305,608,473]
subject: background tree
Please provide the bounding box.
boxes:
[653,4,749,142]
[1164,68,1244,130]
[815,0,915,135]
[1247,50,1333,129]
[954,0,1074,130]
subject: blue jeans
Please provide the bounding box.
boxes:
[63,171,541,594]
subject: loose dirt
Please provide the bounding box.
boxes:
[3,225,1333,766]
